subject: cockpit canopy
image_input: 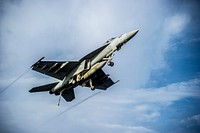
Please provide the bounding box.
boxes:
[105,37,115,44]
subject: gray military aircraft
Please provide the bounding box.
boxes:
[30,29,139,102]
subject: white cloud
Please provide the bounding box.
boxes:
[103,124,157,133]
[0,0,197,133]
[0,0,176,88]
[180,114,200,127]
[89,77,200,124]
[4,76,197,133]
[164,13,190,35]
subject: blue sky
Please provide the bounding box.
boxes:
[0,0,200,133]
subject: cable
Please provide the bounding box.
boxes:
[58,94,62,106]
[0,68,30,94]
[55,91,101,117]
[39,91,102,128]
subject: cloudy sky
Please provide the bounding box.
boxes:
[0,0,200,133]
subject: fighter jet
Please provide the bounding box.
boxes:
[30,29,139,102]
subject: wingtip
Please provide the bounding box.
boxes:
[114,80,120,84]
[31,56,45,68]
[29,89,33,93]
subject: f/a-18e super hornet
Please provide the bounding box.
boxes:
[30,29,139,102]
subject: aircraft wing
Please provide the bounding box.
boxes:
[31,57,79,80]
[84,69,115,90]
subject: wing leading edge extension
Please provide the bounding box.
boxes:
[31,57,79,80]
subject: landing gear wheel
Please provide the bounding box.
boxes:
[89,79,95,91]
[108,61,114,67]
[49,90,53,94]
[91,86,95,91]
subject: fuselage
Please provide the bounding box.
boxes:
[50,29,139,94]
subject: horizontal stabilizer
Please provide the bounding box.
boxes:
[29,82,58,93]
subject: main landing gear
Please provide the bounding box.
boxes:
[89,79,95,90]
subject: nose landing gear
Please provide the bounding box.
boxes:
[107,61,114,67]
[104,55,115,67]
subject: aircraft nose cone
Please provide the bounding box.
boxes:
[127,29,139,39]
[122,29,139,43]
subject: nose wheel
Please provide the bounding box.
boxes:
[108,61,114,67]
[104,54,115,67]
